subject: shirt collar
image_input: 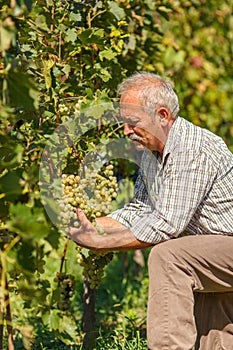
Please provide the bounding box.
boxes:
[162,116,183,162]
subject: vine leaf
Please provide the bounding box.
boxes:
[5,70,39,110]
[0,17,16,51]
[108,1,125,20]
[65,28,77,43]
[7,204,50,240]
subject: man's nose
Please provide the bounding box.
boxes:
[124,123,134,136]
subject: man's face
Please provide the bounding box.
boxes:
[120,92,163,152]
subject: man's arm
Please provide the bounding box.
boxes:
[68,209,153,252]
[95,216,128,233]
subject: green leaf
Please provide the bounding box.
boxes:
[35,14,49,31]
[17,240,35,272]
[46,0,53,6]
[59,315,77,339]
[157,5,172,21]
[6,69,39,110]
[0,17,17,51]
[43,59,54,90]
[78,28,104,44]
[62,64,71,77]
[108,1,125,20]
[42,309,60,330]
[85,88,94,99]
[84,100,112,119]
[0,199,9,218]
[95,28,105,37]
[13,0,33,14]
[97,67,111,82]
[99,48,117,61]
[69,11,82,22]
[0,171,22,197]
[65,28,77,43]
[125,34,136,51]
[7,204,50,240]
[0,142,24,171]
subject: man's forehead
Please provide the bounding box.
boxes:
[119,91,150,120]
[120,103,144,118]
[120,101,142,110]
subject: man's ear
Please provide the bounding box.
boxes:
[157,107,170,120]
[157,107,171,127]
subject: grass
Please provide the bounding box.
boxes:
[12,328,148,349]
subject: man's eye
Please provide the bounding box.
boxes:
[125,119,136,125]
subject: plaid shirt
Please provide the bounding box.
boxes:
[109,117,233,243]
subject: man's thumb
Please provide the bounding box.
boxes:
[77,208,88,222]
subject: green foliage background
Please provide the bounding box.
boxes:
[0,0,232,348]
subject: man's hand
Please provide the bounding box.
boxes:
[68,209,100,249]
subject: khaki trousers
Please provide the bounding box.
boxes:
[147,235,233,350]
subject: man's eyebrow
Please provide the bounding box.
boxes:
[120,113,132,120]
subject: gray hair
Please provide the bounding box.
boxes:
[118,72,180,119]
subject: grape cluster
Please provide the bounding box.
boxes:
[57,164,117,289]
[55,273,75,311]
[58,164,117,232]
[77,248,114,289]
[58,103,69,114]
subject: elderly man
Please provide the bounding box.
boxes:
[69,72,233,350]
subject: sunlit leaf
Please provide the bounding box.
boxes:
[108,1,125,20]
[65,28,77,43]
[0,17,16,51]
[99,48,117,61]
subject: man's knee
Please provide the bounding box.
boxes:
[148,238,184,267]
[148,242,170,266]
[148,238,196,285]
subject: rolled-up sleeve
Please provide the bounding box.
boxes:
[108,169,153,228]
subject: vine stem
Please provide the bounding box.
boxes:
[83,280,96,349]
[58,236,70,283]
[0,250,14,350]
[0,250,6,350]
[4,276,14,350]
[50,0,55,49]
[59,125,83,163]
[43,150,55,181]
[107,123,124,137]
[58,32,62,62]
[0,291,4,350]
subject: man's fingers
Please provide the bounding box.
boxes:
[77,208,89,223]
[69,226,79,235]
